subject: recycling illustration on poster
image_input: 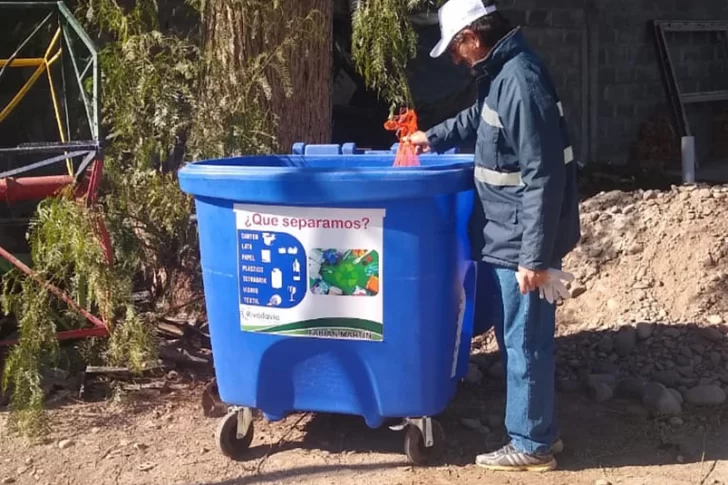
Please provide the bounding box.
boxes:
[234,204,386,341]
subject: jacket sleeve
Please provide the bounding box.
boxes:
[425,102,479,153]
[498,71,566,271]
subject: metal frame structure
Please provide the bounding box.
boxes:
[0,1,109,346]
[652,20,728,145]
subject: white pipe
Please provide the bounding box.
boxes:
[681,136,696,184]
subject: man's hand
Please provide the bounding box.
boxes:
[516,266,549,295]
[404,131,431,153]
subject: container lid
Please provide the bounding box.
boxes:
[179,154,475,205]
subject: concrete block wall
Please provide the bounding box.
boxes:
[594,0,728,162]
[499,1,588,162]
[499,0,728,164]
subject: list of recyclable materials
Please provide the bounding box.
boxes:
[235,204,386,341]
[237,230,307,309]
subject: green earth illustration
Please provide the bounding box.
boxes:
[310,249,380,296]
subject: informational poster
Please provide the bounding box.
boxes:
[234,204,386,341]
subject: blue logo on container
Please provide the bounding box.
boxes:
[237,230,307,309]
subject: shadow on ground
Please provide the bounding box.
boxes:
[195,321,728,485]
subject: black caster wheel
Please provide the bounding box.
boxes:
[216,409,255,460]
[403,419,445,466]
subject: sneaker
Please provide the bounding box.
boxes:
[476,443,556,472]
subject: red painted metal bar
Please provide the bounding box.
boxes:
[0,327,109,347]
[85,159,103,204]
[0,245,108,331]
[0,175,74,202]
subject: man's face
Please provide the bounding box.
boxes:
[449,29,487,68]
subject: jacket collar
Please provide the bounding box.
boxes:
[472,27,526,78]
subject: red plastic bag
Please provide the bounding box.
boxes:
[384,108,420,167]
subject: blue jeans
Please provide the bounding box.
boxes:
[487,264,558,454]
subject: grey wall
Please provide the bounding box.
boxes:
[499,0,728,164]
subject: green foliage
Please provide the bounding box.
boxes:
[100,31,199,168]
[1,0,321,436]
[352,0,418,108]
[1,284,56,437]
[107,307,156,372]
[351,0,445,109]
[1,196,155,433]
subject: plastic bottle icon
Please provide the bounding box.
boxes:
[271,268,283,289]
[292,259,301,281]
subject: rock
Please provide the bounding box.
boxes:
[699,327,723,342]
[710,352,722,367]
[15,468,27,476]
[676,355,691,366]
[465,364,484,385]
[677,439,701,460]
[664,327,681,338]
[588,382,614,403]
[570,283,587,298]
[133,443,148,451]
[1,478,16,484]
[592,360,619,375]
[669,416,684,427]
[685,385,727,406]
[485,414,503,429]
[598,335,614,354]
[653,370,680,388]
[707,315,724,325]
[614,327,637,356]
[628,242,643,254]
[692,343,706,353]
[668,388,684,405]
[488,361,504,380]
[469,353,491,371]
[616,377,645,399]
[58,439,74,450]
[585,373,615,390]
[625,404,650,418]
[676,365,695,377]
[636,322,654,340]
[594,479,612,485]
[460,418,490,434]
[642,382,682,416]
[557,378,581,393]
[137,463,156,472]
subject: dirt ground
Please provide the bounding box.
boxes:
[2,371,728,485]
[2,184,728,485]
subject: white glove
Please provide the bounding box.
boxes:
[538,269,575,304]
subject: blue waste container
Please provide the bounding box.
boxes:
[179,143,478,464]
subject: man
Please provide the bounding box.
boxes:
[407,0,581,472]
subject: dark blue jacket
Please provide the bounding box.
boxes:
[426,28,580,271]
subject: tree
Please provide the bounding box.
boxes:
[199,0,332,153]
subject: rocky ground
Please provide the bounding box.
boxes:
[471,183,728,425]
[1,183,728,485]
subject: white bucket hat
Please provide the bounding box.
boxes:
[429,0,498,58]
